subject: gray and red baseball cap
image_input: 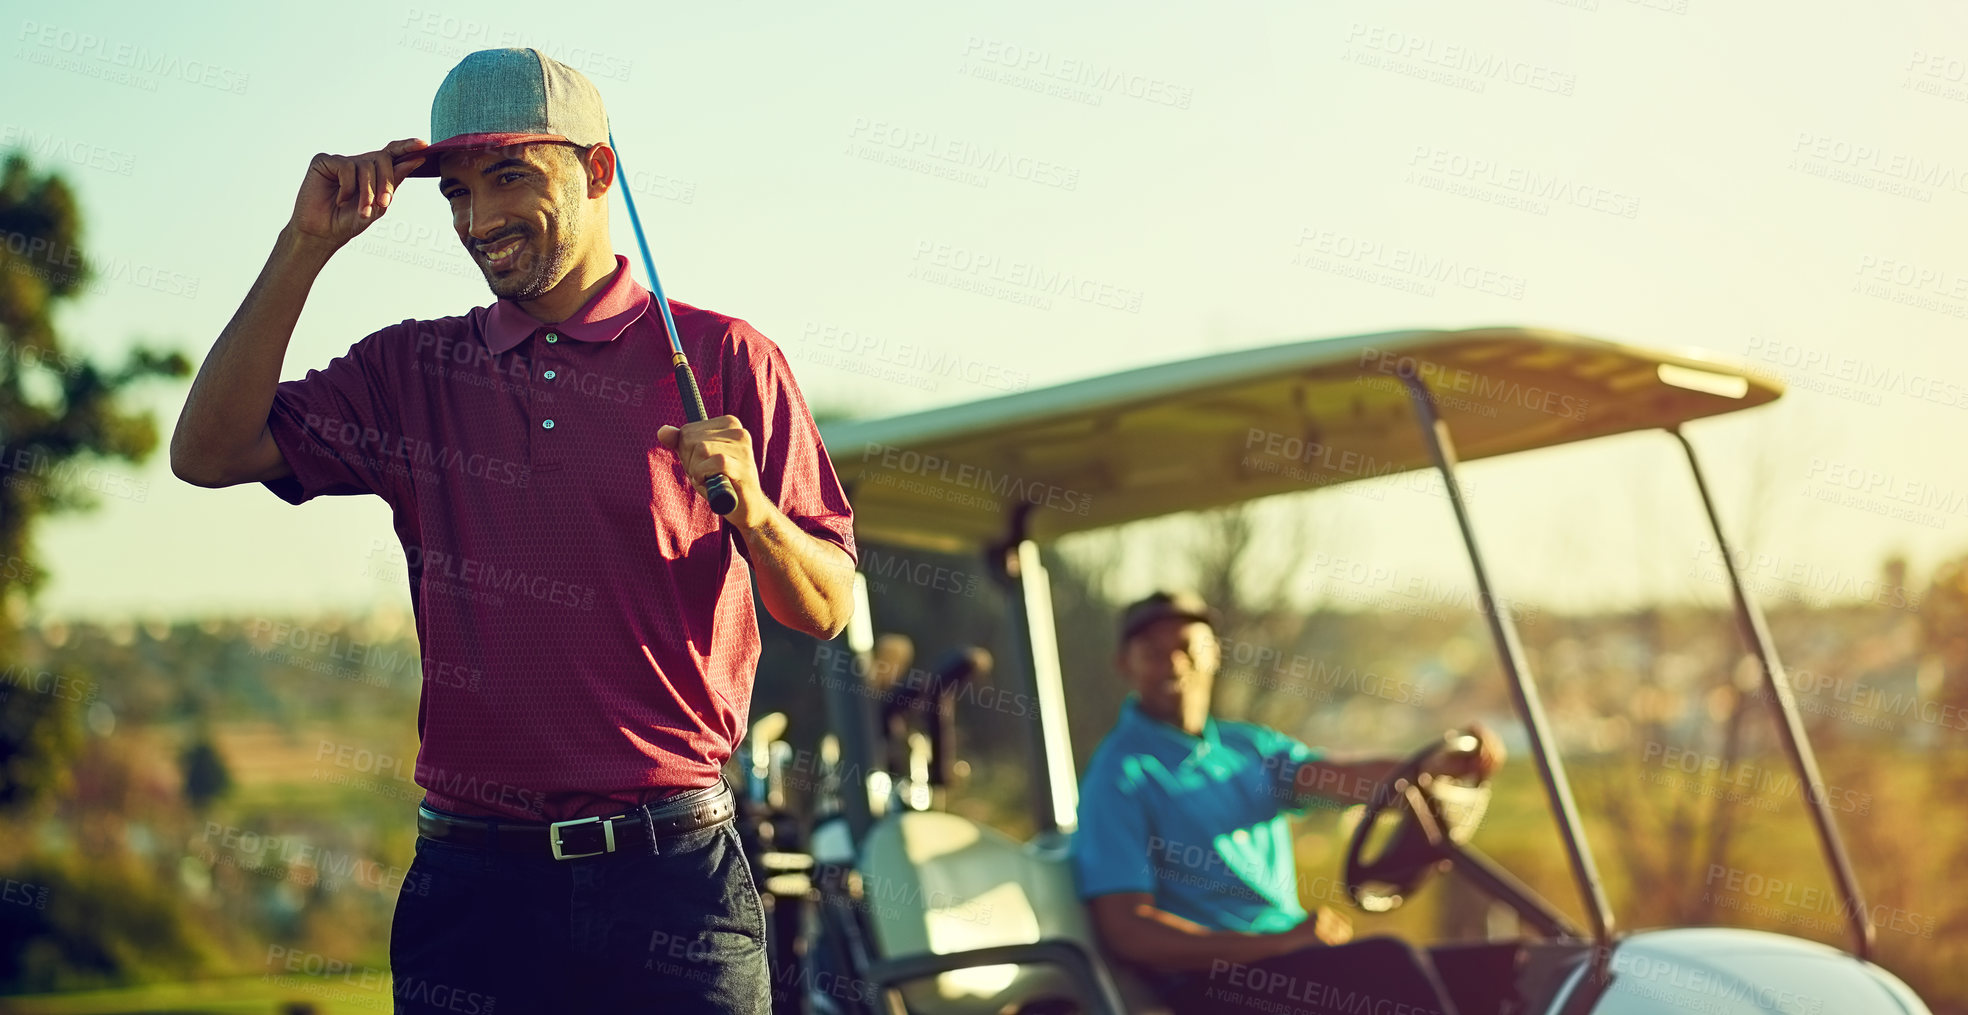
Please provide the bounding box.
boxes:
[398,47,609,178]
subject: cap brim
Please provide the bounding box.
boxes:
[1120,608,1215,644]
[396,133,574,178]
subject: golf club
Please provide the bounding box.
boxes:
[612,131,737,515]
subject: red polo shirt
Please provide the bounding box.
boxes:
[263,254,855,820]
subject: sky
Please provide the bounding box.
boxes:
[5,0,1968,622]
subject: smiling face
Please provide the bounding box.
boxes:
[1117,618,1219,728]
[436,143,606,302]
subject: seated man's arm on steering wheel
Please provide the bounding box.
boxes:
[1087,893,1344,971]
[1251,727,1402,812]
[1288,758,1403,810]
[1287,725,1506,809]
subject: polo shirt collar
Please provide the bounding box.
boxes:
[1118,694,1222,755]
[481,253,651,355]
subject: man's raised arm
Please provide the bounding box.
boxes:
[170,138,427,488]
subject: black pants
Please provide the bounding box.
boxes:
[389,813,770,1014]
[1161,937,1460,1015]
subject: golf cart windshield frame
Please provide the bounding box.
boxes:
[1398,375,1873,960]
[817,330,1876,964]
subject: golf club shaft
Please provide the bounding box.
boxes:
[611,132,737,516]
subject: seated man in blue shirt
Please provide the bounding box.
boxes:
[1070,592,1503,1015]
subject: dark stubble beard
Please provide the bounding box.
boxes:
[483,170,587,302]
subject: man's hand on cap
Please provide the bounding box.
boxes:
[289,138,430,253]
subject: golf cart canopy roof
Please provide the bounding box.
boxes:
[820,326,1782,553]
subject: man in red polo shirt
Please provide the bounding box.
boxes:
[170,48,855,1012]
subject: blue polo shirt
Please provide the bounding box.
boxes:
[1069,697,1322,933]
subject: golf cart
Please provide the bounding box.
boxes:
[733,327,1933,1014]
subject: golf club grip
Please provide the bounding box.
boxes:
[672,359,738,516]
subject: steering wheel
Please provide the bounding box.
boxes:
[1342,732,1493,912]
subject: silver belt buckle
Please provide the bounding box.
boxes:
[549,815,617,860]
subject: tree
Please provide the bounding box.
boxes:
[0,150,188,813]
[179,735,231,811]
[1920,553,1968,711]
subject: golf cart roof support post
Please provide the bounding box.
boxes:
[1668,428,1875,960]
[1398,374,1616,951]
[992,505,1081,835]
[824,572,879,843]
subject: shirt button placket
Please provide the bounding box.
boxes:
[532,331,563,466]
[541,333,558,430]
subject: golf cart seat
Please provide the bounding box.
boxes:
[857,810,1161,1014]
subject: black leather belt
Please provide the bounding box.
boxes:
[417,782,735,860]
